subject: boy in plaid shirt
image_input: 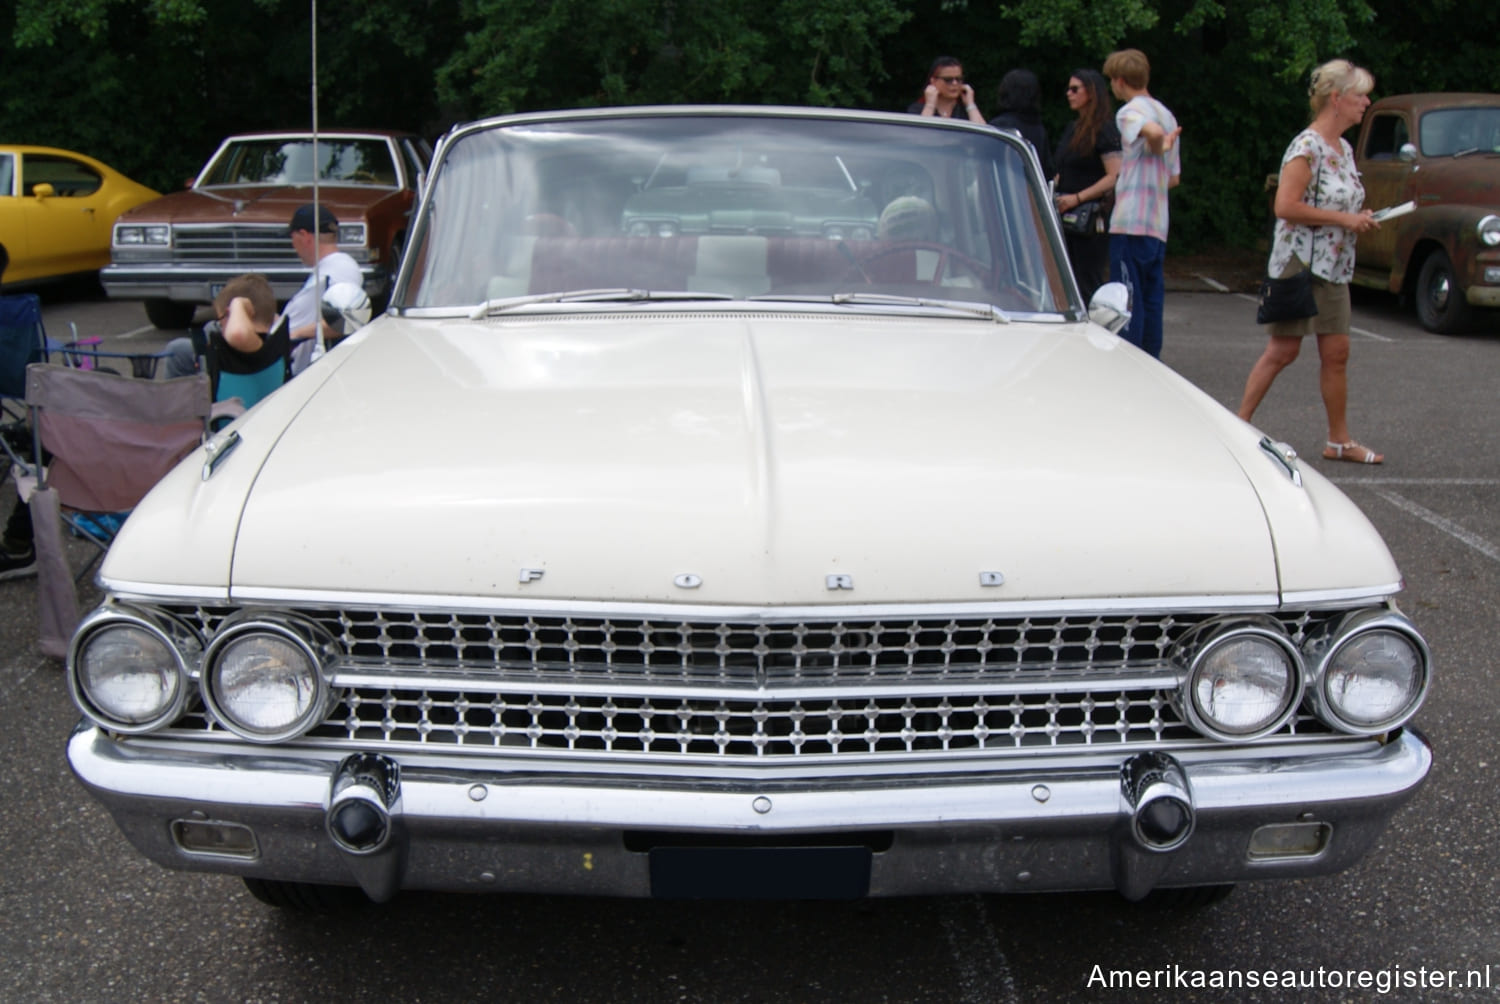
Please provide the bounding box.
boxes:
[1104,49,1181,358]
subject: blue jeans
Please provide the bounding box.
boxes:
[1109,234,1166,358]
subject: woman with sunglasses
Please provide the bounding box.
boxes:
[908,56,986,123]
[1052,69,1121,301]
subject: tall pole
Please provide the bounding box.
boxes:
[310,0,326,364]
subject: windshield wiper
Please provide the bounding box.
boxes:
[747,292,1011,323]
[471,288,732,319]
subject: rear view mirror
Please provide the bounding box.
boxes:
[1089,281,1132,334]
[31,183,55,199]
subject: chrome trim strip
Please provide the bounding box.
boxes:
[104,581,232,602]
[97,587,1287,620]
[1280,583,1402,606]
[324,668,1186,701]
[101,583,1402,619]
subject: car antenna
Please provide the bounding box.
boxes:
[309,0,327,366]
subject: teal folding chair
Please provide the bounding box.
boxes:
[205,314,290,413]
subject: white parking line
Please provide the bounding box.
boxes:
[1373,489,1500,563]
[1332,477,1500,486]
[1195,274,1230,292]
[115,325,159,340]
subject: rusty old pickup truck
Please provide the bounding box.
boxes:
[1352,93,1500,333]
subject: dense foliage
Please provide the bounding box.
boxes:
[4,0,1495,251]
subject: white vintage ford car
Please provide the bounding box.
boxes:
[67,107,1431,910]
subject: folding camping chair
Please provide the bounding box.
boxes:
[14,362,227,657]
[202,313,291,413]
[55,322,176,379]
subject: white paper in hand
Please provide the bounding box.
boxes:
[1371,201,1415,222]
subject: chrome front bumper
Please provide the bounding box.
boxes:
[69,725,1431,901]
[100,263,387,305]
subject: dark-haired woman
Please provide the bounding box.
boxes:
[1051,69,1121,301]
[988,69,1053,181]
[907,56,986,123]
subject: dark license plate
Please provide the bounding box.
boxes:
[649,846,871,900]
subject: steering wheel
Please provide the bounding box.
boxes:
[843,242,990,286]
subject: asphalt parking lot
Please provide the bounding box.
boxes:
[1,283,1496,1003]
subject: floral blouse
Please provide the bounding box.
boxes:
[1267,129,1365,283]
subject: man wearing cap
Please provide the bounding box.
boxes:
[283,203,364,375]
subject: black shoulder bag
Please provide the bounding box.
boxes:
[1256,153,1323,325]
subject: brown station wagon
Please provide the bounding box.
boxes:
[102,130,432,329]
[1353,93,1500,333]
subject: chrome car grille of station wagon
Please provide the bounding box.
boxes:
[160,604,1345,758]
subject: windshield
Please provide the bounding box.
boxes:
[1419,107,1500,157]
[199,138,400,187]
[399,113,1070,315]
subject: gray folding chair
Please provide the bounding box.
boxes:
[19,363,223,657]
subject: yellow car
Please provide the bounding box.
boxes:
[0,145,159,286]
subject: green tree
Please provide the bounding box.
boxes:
[5,0,1495,251]
[433,0,911,118]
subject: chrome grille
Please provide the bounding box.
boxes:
[168,224,302,265]
[162,604,1334,687]
[323,685,1196,753]
[167,681,1332,758]
[157,603,1341,760]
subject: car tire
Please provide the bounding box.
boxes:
[144,298,198,330]
[1414,249,1475,334]
[241,877,371,912]
[1132,884,1235,909]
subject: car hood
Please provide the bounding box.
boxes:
[106,311,1400,606]
[114,185,400,224]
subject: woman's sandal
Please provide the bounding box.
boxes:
[1324,440,1384,464]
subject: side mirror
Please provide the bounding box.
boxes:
[1089,281,1132,334]
[31,182,55,199]
[1398,142,1417,163]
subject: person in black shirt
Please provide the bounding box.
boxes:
[1052,68,1122,301]
[988,69,1053,181]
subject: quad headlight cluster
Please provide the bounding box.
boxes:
[68,606,338,743]
[1174,610,1430,740]
[67,602,1430,745]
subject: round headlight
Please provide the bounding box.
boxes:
[1315,623,1429,734]
[1477,215,1500,248]
[202,617,334,742]
[1180,625,1302,741]
[75,625,181,726]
